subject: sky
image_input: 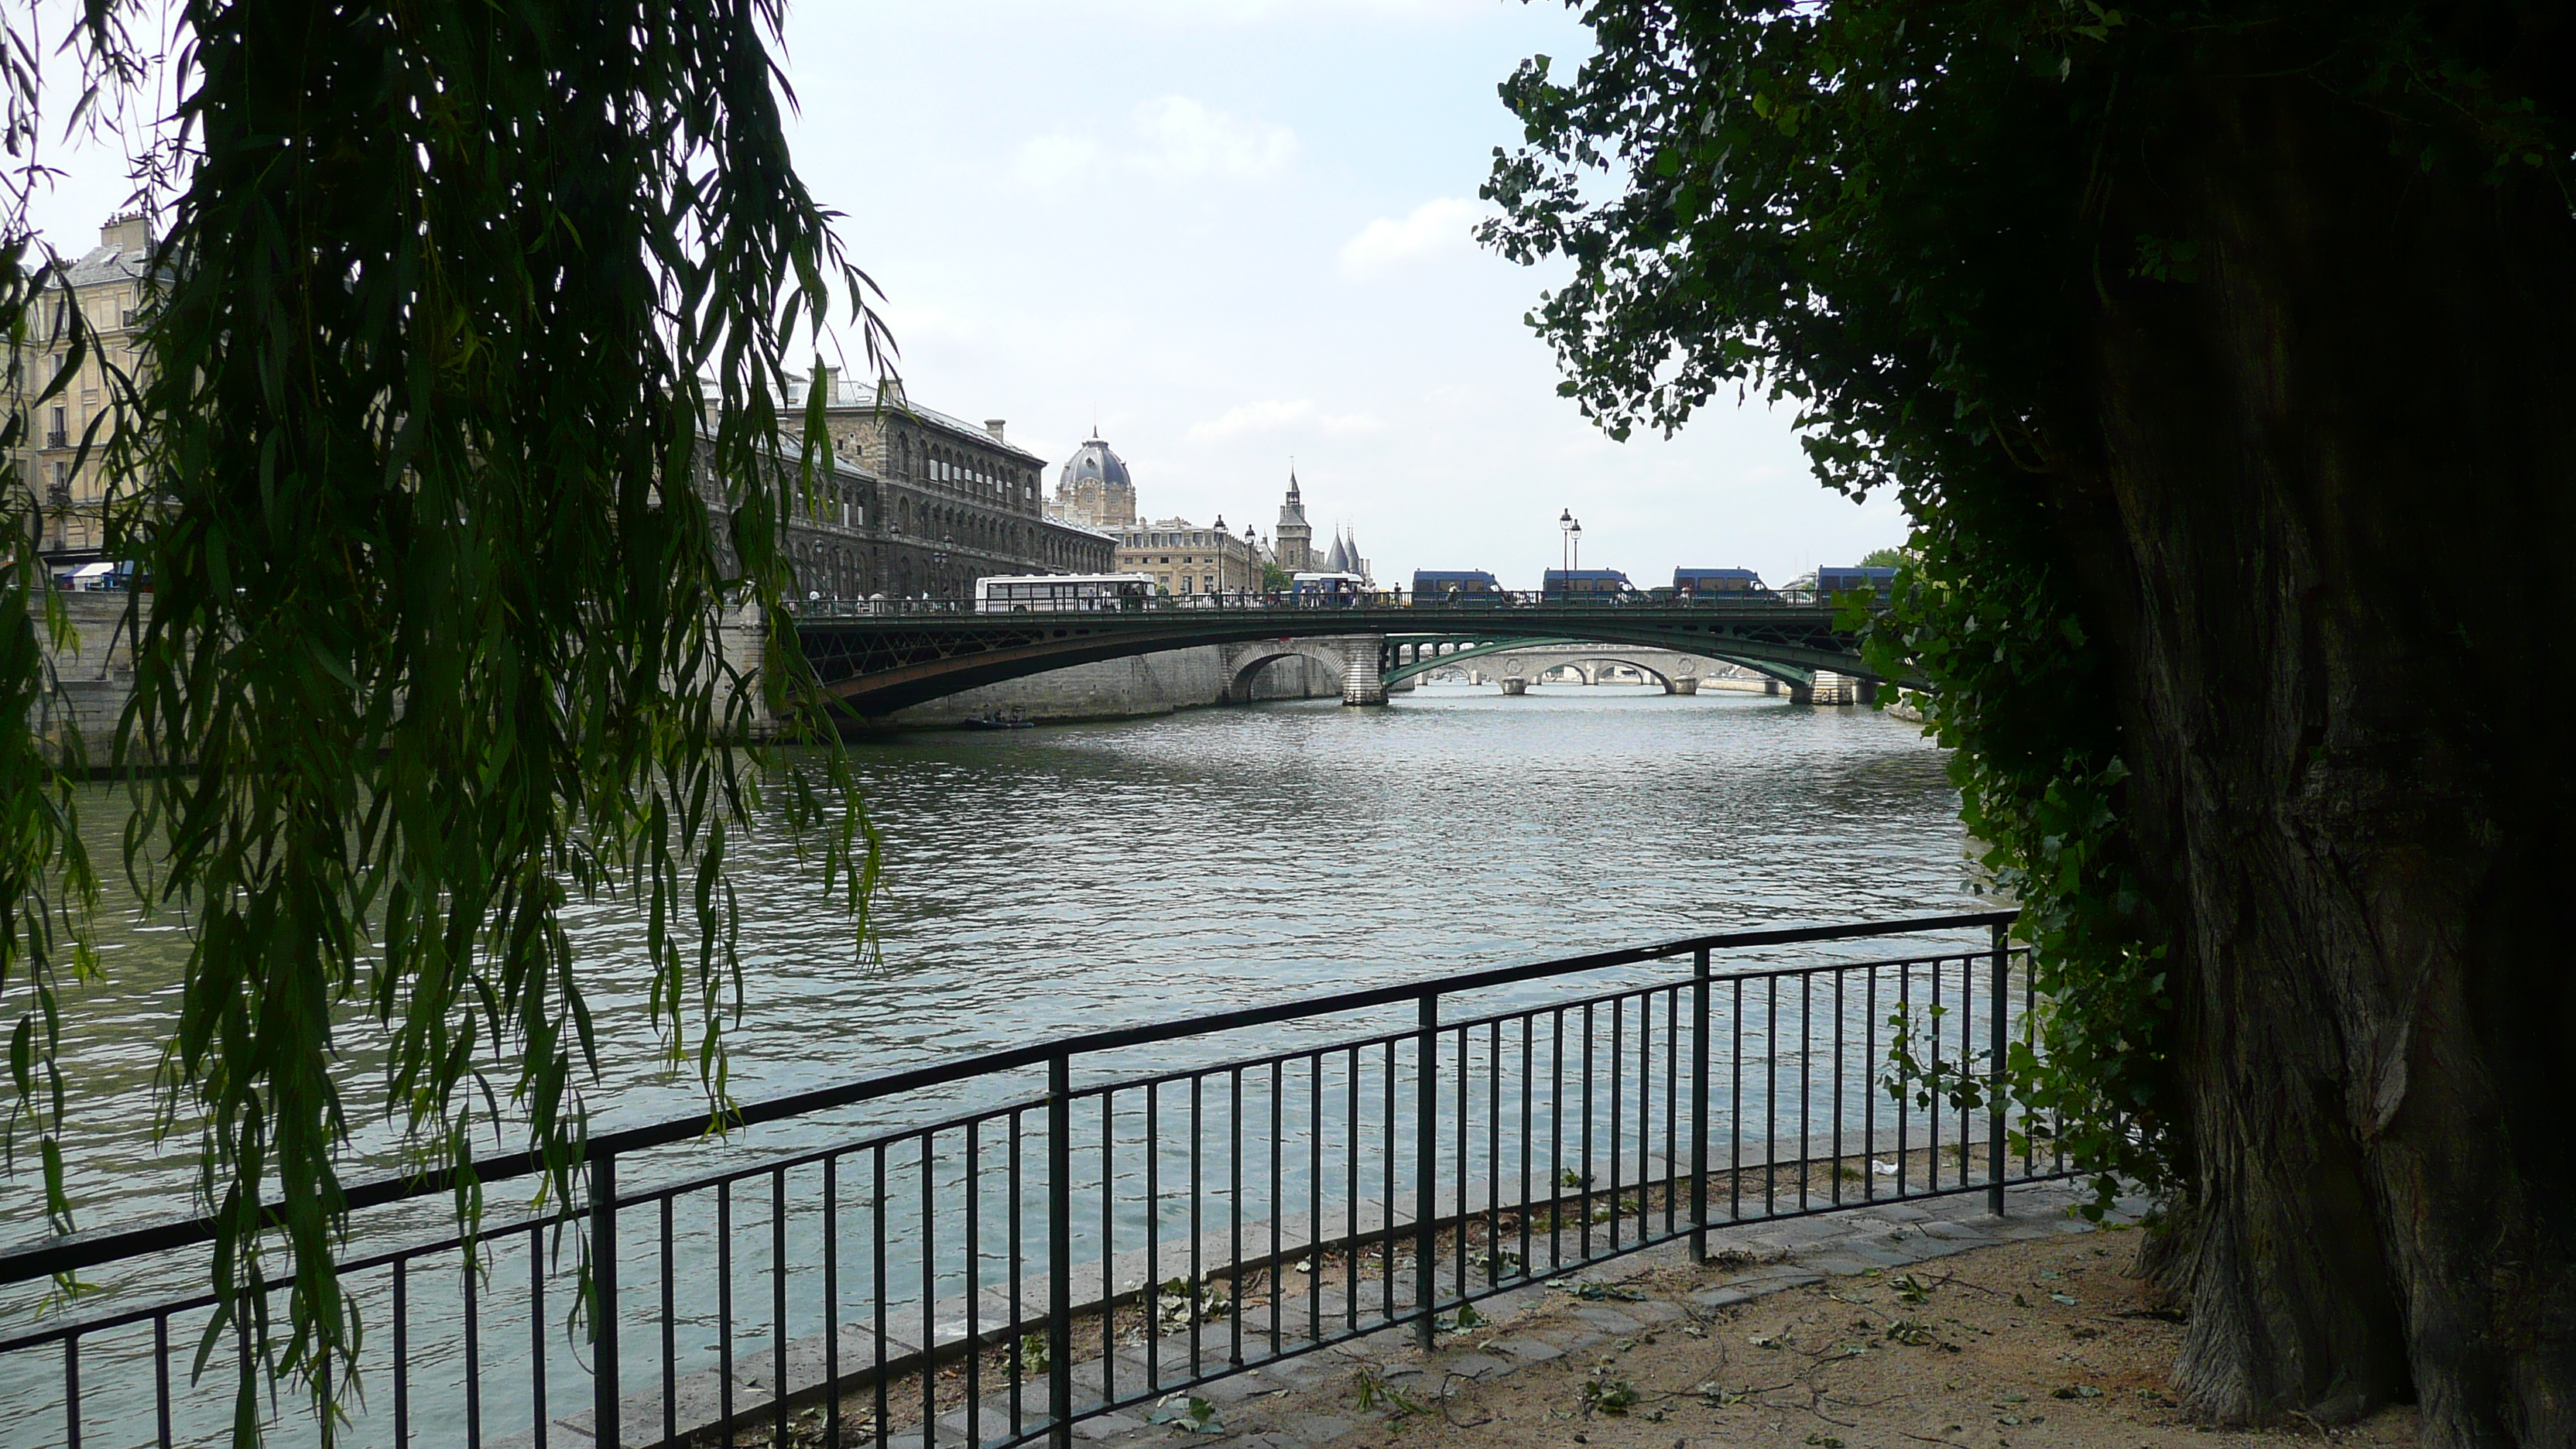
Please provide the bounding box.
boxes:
[23,0,1910,590]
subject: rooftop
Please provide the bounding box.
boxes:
[783,375,1047,465]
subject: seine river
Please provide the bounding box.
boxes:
[9,682,1976,1242]
[3,682,1984,1447]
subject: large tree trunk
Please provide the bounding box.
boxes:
[2055,50,2576,1447]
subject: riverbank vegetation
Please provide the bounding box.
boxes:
[1483,4,2574,1442]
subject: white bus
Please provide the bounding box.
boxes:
[975,573,1158,613]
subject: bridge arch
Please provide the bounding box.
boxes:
[1223,640,1351,702]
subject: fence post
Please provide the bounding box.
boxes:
[1414,992,1438,1351]
[1988,922,2009,1218]
[1049,1050,1075,1447]
[1690,947,1711,1262]
[591,1148,619,1449]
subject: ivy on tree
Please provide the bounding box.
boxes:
[1485,2,2576,1441]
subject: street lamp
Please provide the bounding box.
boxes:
[1558,509,1582,598]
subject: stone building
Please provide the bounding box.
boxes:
[1112,516,1260,596]
[767,368,1114,597]
[1049,434,1137,529]
[1273,468,1314,573]
[9,214,159,567]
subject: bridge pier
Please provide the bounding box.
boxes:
[1788,681,1815,705]
[1341,637,1386,706]
[1499,677,1529,696]
[1857,680,1879,707]
[720,601,784,740]
[1668,677,1700,696]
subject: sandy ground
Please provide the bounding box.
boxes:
[1083,1200,2422,1449]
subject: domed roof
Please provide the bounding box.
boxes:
[1060,435,1132,492]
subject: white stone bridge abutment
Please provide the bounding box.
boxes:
[1219,636,1387,707]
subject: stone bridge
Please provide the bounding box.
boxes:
[1377,638,1874,705]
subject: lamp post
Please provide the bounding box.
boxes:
[1558,509,1581,599]
[1212,514,1228,601]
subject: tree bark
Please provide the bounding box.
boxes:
[2054,50,2576,1447]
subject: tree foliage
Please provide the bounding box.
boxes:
[1481,0,2178,1210]
[3,0,883,1437]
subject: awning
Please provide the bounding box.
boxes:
[68,562,115,577]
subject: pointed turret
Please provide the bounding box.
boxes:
[1274,466,1314,573]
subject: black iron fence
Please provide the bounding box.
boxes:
[0,911,2059,1449]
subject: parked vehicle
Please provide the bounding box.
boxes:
[975,573,1156,613]
[1671,567,1770,599]
[1817,565,1897,601]
[1291,571,1370,607]
[1541,568,1636,603]
[1410,569,1505,605]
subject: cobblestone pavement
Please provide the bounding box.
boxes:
[1077,1182,2143,1447]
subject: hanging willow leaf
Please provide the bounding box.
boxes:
[0,0,889,1439]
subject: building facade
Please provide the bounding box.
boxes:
[1112,516,1260,596]
[772,368,1113,597]
[12,214,157,566]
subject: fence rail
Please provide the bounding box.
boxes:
[0,911,2057,1449]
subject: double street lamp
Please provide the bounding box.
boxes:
[1558,508,1582,581]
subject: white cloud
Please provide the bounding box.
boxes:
[1187,399,1381,441]
[1013,134,1105,187]
[1015,98,1297,189]
[1338,197,1487,276]
[1129,96,1298,180]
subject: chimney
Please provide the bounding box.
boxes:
[100,212,152,258]
[810,361,838,406]
[985,419,1007,444]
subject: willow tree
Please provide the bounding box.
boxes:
[2,0,881,1436]
[1485,2,2573,1442]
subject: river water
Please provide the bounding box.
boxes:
[10,683,1975,1243]
[3,683,1985,1445]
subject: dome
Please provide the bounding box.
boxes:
[1060,436,1132,492]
